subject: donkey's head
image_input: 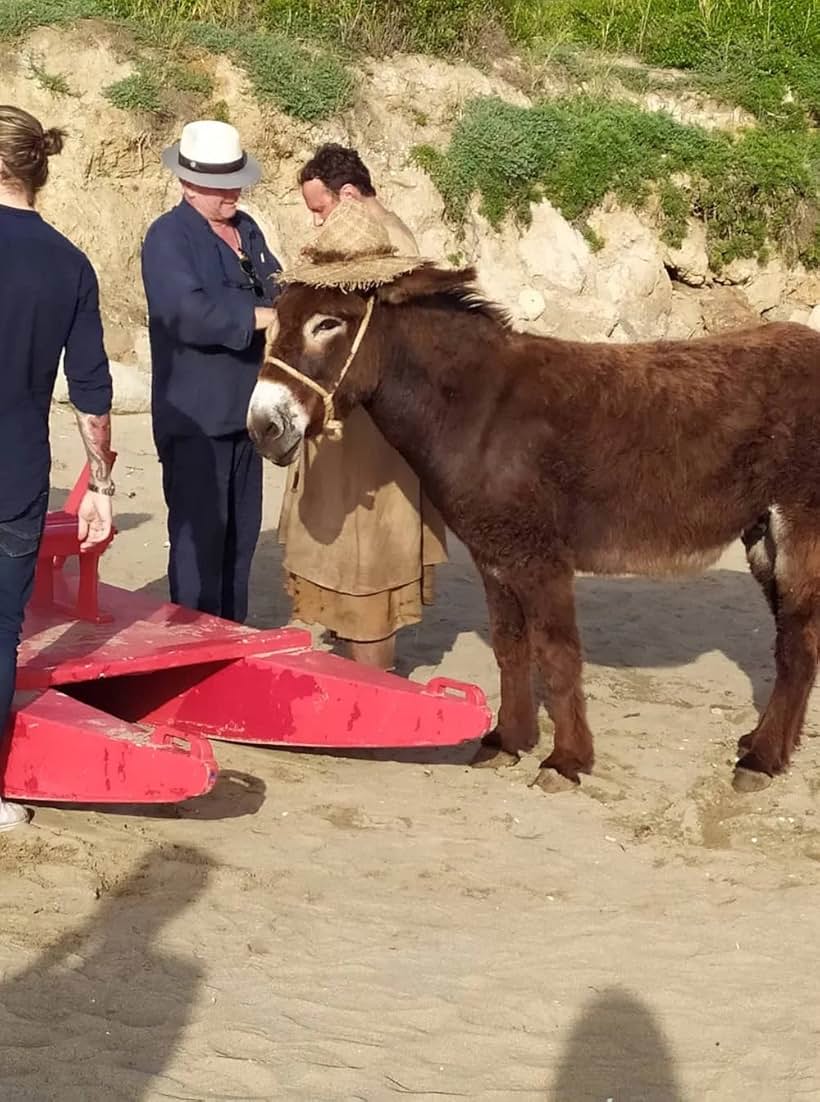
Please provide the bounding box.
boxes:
[247,281,377,464]
[247,264,495,464]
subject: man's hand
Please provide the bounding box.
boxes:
[77,489,113,551]
[254,307,276,331]
[73,409,114,550]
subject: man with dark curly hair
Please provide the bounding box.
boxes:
[278,143,448,671]
[298,143,418,255]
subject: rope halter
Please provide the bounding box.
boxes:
[263,297,375,441]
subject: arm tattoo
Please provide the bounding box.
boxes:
[74,410,114,488]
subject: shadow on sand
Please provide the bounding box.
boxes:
[550,986,685,1102]
[0,845,214,1101]
[401,538,775,712]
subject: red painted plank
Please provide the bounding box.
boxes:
[18,581,311,690]
[17,579,492,759]
[70,652,492,749]
[3,689,217,803]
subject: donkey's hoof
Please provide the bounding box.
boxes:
[532,768,578,794]
[532,752,591,791]
[537,751,592,786]
[470,729,521,769]
[732,765,773,793]
[470,743,519,769]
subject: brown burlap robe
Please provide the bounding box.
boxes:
[278,205,448,641]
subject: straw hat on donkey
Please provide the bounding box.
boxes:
[277,197,428,291]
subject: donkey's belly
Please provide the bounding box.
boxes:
[575,543,727,578]
[568,481,765,578]
[571,507,750,578]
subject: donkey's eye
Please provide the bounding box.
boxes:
[313,318,342,336]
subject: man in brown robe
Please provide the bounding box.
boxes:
[278,143,447,670]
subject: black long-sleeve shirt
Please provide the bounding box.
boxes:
[140,199,281,453]
[0,204,112,520]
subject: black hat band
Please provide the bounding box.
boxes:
[178,151,247,174]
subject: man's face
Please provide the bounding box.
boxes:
[182,181,242,223]
[300,177,340,227]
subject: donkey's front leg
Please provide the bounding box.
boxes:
[471,567,537,768]
[528,562,594,787]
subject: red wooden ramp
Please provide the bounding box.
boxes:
[9,576,491,802]
[4,690,216,804]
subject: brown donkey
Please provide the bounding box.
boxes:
[247,265,820,792]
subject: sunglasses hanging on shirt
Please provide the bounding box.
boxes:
[238,249,265,298]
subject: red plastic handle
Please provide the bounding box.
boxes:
[424,677,487,707]
[150,729,209,759]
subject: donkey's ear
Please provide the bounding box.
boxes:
[376,265,479,305]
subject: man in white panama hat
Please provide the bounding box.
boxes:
[141,120,281,624]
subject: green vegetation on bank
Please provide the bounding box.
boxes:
[184,23,354,121]
[4,0,815,125]
[0,0,354,120]
[0,0,816,266]
[508,0,819,129]
[264,0,819,129]
[413,96,819,268]
[26,55,75,96]
[260,0,497,57]
[403,0,817,266]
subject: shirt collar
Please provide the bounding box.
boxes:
[0,203,41,220]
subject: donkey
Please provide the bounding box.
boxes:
[247,264,820,792]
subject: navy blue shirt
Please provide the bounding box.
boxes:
[140,199,282,452]
[0,204,112,521]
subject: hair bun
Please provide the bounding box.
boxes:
[42,126,65,157]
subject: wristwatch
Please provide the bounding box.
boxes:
[88,481,115,496]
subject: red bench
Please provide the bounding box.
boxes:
[31,456,118,623]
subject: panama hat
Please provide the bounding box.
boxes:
[161,119,261,189]
[276,199,428,291]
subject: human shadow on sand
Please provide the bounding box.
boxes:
[0,845,212,1101]
[549,986,685,1102]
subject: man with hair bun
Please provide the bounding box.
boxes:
[280,143,448,672]
[0,104,114,831]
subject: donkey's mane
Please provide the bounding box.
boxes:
[431,282,514,331]
[379,264,514,331]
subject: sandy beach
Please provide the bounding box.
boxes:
[0,405,818,1101]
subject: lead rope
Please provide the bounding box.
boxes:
[265,296,376,442]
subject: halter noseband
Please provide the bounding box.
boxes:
[264,296,375,441]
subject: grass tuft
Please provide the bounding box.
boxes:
[103,69,162,112]
[27,55,76,95]
[236,32,354,121]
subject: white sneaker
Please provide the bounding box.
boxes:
[0,799,29,832]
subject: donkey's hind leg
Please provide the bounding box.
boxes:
[471,566,537,768]
[735,506,820,792]
[526,561,594,787]
[738,509,779,758]
[742,510,780,620]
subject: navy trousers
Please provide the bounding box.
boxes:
[0,491,48,743]
[160,431,263,624]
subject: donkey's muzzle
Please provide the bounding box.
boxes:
[247,410,300,466]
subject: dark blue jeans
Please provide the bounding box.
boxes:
[0,491,47,743]
[160,431,263,624]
